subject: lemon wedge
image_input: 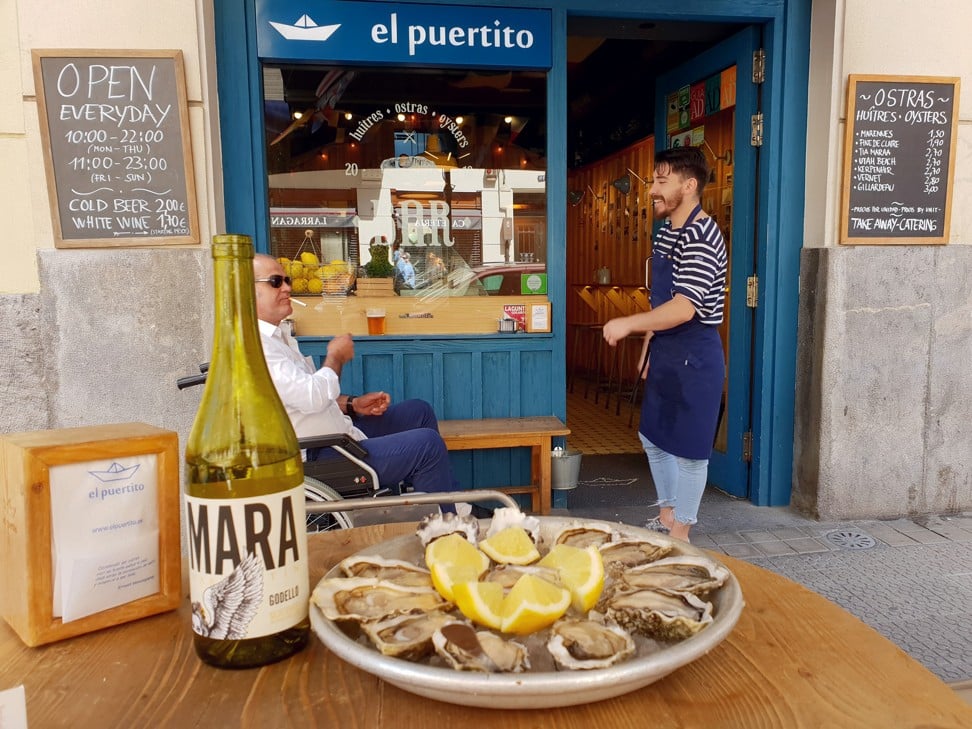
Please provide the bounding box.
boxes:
[425,533,490,601]
[478,526,540,565]
[537,543,605,613]
[452,580,505,630]
[500,574,571,635]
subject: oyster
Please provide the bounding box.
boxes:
[486,506,541,543]
[546,618,636,670]
[339,555,433,588]
[598,536,674,577]
[599,589,713,641]
[551,521,618,549]
[360,612,457,660]
[432,622,530,673]
[312,577,450,623]
[618,556,730,597]
[416,510,480,547]
[483,563,562,590]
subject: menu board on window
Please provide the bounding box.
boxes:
[840,75,959,245]
[32,50,199,248]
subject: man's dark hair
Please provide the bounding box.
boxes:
[654,146,710,195]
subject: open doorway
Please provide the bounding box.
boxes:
[565,17,758,499]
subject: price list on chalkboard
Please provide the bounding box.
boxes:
[840,75,959,244]
[33,50,199,247]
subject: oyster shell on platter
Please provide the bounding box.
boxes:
[617,555,731,597]
[483,563,563,590]
[598,536,674,577]
[416,510,480,547]
[598,588,713,641]
[550,521,619,549]
[339,555,433,588]
[485,506,541,543]
[432,622,530,673]
[360,612,458,660]
[546,618,636,671]
[312,577,451,623]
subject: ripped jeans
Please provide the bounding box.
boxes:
[639,433,709,526]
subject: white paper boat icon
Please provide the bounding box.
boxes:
[89,462,141,482]
[269,14,341,41]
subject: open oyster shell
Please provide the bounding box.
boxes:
[360,612,458,660]
[598,536,674,577]
[598,589,713,641]
[546,618,636,670]
[416,511,480,547]
[432,622,530,673]
[618,555,731,597]
[339,555,433,588]
[483,563,563,590]
[550,521,618,549]
[485,506,541,543]
[312,577,451,623]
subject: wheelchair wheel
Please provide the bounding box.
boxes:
[304,476,354,532]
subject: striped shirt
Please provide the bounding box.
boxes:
[654,215,727,325]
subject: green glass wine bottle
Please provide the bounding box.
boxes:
[184,234,309,668]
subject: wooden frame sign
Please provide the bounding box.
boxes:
[32,49,200,247]
[0,423,181,646]
[840,74,960,244]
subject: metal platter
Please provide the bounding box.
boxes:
[310,516,744,710]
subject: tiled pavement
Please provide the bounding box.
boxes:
[560,452,972,687]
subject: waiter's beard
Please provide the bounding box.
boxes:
[651,189,685,220]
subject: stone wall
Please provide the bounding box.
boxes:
[0,248,211,451]
[793,246,972,519]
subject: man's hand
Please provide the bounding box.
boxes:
[324,334,354,375]
[354,391,391,417]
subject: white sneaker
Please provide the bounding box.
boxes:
[643,516,670,534]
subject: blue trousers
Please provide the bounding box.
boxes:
[310,399,456,494]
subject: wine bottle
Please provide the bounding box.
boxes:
[184,234,309,668]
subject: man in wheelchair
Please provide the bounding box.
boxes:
[252,254,457,501]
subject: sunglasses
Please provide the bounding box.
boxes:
[255,275,292,288]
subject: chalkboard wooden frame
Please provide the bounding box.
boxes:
[32,49,200,248]
[840,74,959,245]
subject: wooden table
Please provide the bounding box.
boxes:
[3,523,970,728]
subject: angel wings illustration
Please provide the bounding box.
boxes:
[191,552,264,639]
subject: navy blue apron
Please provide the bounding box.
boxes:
[640,206,726,460]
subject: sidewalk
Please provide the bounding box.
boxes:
[555,452,972,689]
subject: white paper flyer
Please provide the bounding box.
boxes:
[49,455,160,622]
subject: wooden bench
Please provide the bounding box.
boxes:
[438,416,570,515]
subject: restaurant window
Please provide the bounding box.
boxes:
[262,64,547,319]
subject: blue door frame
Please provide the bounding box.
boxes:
[212,0,810,508]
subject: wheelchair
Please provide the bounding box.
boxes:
[177,364,381,532]
[178,364,519,531]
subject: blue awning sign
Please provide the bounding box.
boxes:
[256,0,551,69]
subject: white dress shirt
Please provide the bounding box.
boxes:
[257,319,366,441]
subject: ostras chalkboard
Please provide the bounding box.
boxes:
[840,75,959,245]
[33,50,199,247]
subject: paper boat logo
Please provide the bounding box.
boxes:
[89,461,141,483]
[269,14,341,42]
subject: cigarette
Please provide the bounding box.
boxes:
[290,298,307,307]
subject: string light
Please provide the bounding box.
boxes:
[397,113,406,122]
[504,116,513,124]
[455,116,464,125]
[344,112,352,121]
[292,111,303,120]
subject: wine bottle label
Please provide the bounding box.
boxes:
[185,482,309,640]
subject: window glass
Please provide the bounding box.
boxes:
[262,65,547,305]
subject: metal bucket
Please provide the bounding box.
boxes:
[551,448,583,490]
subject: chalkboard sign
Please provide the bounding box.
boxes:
[33,50,199,247]
[840,74,959,245]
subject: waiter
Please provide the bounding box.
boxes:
[603,146,728,543]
